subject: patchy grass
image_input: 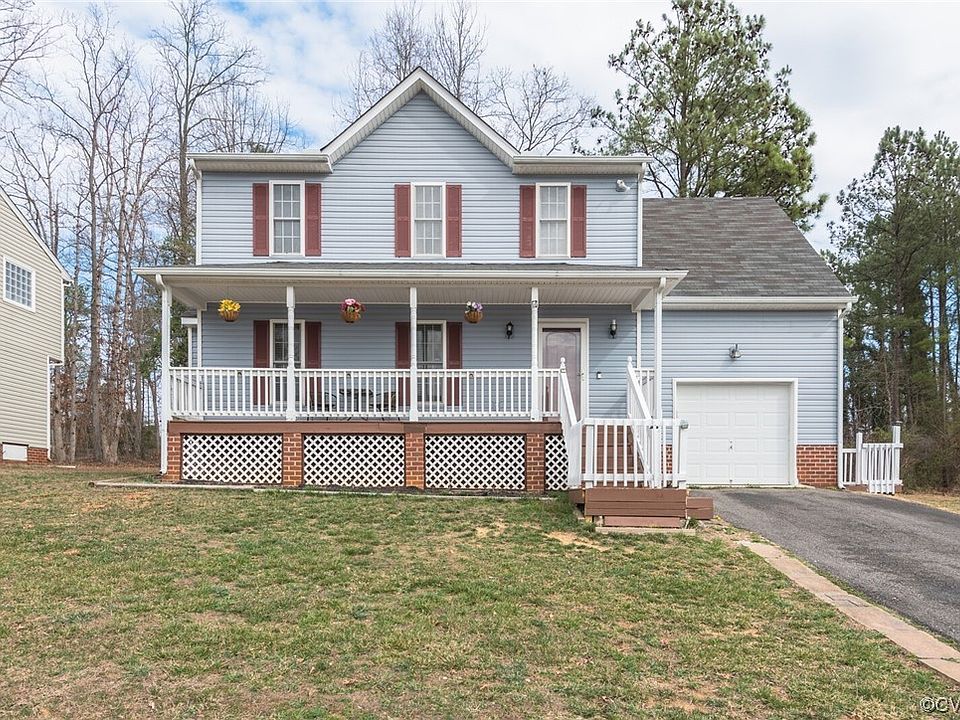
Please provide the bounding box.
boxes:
[899,490,960,515]
[0,466,951,719]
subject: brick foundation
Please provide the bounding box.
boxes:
[404,432,424,489]
[282,432,304,488]
[0,445,49,464]
[796,445,838,487]
[524,432,545,493]
[161,433,181,482]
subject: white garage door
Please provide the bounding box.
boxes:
[676,382,793,486]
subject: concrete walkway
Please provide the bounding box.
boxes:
[706,488,960,646]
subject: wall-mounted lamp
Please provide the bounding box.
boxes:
[505,321,514,339]
[596,370,603,380]
[615,179,630,193]
[609,319,618,338]
[729,343,742,360]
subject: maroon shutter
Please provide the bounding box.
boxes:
[446,321,462,406]
[395,321,411,409]
[305,183,321,256]
[253,320,270,404]
[253,183,269,257]
[304,321,321,409]
[446,184,462,257]
[519,185,536,258]
[395,184,411,257]
[571,184,587,257]
[305,322,321,368]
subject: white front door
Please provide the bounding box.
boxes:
[676,381,793,486]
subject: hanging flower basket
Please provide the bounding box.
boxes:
[464,300,483,324]
[218,298,241,322]
[340,298,366,323]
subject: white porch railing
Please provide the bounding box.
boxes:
[841,426,903,494]
[169,366,562,420]
[169,367,289,417]
[581,417,686,489]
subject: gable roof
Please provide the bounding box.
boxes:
[322,67,650,176]
[0,188,69,281]
[642,197,851,300]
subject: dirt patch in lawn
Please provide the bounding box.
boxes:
[545,530,610,552]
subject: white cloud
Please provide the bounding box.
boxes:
[37,0,960,250]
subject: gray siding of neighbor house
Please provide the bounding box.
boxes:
[0,198,64,451]
[199,93,638,266]
[199,303,637,416]
[640,310,839,444]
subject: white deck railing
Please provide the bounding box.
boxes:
[581,417,686,489]
[169,367,288,418]
[168,367,563,420]
[841,426,902,494]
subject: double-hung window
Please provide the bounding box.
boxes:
[271,183,303,255]
[536,184,570,257]
[271,321,304,368]
[412,183,444,257]
[417,322,445,369]
[3,258,35,310]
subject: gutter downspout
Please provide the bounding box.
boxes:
[157,274,171,476]
[836,302,852,488]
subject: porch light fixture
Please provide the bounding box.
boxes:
[729,343,742,360]
[609,319,617,338]
[505,321,514,339]
[615,179,630,193]
[596,370,603,380]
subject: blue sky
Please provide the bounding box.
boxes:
[40,0,960,250]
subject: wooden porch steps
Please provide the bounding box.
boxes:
[569,486,714,527]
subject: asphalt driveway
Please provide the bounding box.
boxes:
[706,488,960,645]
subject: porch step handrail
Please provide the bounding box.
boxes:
[557,358,583,489]
[581,416,686,489]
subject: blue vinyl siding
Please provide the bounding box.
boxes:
[199,93,638,265]
[199,303,637,415]
[640,310,839,444]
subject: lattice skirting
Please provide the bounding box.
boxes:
[545,434,568,490]
[303,434,405,487]
[424,434,525,490]
[181,434,283,484]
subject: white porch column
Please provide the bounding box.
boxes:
[409,286,418,421]
[530,287,540,421]
[654,277,664,419]
[159,278,171,474]
[286,286,296,421]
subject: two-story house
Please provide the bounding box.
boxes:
[138,68,853,493]
[0,189,68,464]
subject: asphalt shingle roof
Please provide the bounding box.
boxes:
[642,197,850,297]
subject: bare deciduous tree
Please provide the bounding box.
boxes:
[488,65,593,154]
[0,0,51,102]
[152,0,262,260]
[205,84,291,153]
[432,0,486,111]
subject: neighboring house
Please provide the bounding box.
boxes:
[138,68,853,492]
[0,189,68,464]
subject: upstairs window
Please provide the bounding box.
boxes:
[3,258,34,310]
[413,183,444,256]
[271,183,303,255]
[537,184,570,257]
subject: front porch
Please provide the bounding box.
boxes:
[149,264,687,491]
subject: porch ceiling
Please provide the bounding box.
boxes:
[137,264,687,310]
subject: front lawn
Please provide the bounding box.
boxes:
[0,467,949,718]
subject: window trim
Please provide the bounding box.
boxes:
[535,182,571,259]
[416,320,447,368]
[410,182,447,258]
[268,180,306,257]
[2,256,36,312]
[268,319,305,367]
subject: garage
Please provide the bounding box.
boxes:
[675,381,795,486]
